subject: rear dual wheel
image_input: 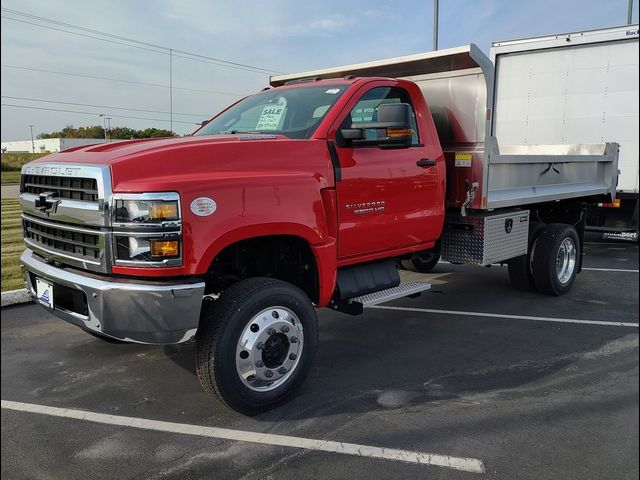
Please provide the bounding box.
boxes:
[508,223,580,296]
[195,278,318,415]
[531,224,579,296]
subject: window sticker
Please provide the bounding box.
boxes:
[256,105,286,131]
[312,105,331,118]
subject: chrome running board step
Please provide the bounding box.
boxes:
[330,281,431,316]
[350,281,431,306]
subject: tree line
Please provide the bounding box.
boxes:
[37,125,176,139]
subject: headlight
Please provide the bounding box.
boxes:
[111,192,182,266]
[114,199,179,223]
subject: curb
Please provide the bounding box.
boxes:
[1,288,31,307]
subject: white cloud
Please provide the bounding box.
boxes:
[309,15,354,31]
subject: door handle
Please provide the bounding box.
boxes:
[416,159,436,167]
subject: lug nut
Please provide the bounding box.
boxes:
[256,342,264,350]
[256,360,264,368]
[278,367,287,374]
[265,370,273,378]
[289,353,297,360]
[268,328,277,336]
[290,336,298,344]
[281,325,290,333]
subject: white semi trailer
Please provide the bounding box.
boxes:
[490,25,639,240]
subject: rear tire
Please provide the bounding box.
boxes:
[195,278,318,415]
[531,224,580,296]
[401,250,441,273]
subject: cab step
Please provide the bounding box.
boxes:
[330,281,431,316]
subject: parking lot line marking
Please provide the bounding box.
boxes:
[371,306,639,328]
[582,267,639,273]
[0,400,485,474]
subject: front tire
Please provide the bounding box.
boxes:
[531,224,580,296]
[195,278,318,415]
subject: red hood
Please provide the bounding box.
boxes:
[27,134,333,193]
[29,134,285,165]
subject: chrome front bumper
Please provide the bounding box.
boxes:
[21,249,205,344]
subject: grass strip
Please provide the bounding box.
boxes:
[1,199,25,291]
[1,171,21,185]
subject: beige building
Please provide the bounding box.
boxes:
[1,138,103,153]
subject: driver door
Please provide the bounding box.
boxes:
[332,84,442,260]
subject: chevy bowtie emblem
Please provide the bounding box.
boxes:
[34,191,61,216]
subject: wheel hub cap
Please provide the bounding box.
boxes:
[262,333,290,368]
[556,237,577,284]
[235,307,304,391]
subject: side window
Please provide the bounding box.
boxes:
[342,87,420,145]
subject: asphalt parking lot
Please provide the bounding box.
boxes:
[2,240,638,480]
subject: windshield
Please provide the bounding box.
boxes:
[195,84,347,139]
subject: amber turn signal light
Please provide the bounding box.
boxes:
[150,240,179,258]
[149,203,179,220]
[386,127,413,139]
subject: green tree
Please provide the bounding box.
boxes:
[37,125,176,139]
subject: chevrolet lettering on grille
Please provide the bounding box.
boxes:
[23,165,82,176]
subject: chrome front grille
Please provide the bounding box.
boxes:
[20,163,111,230]
[19,163,112,272]
[23,217,102,262]
[21,174,99,202]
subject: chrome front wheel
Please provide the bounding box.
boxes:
[195,278,318,415]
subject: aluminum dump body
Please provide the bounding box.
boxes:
[270,26,635,211]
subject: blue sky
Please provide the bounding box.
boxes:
[1,0,638,140]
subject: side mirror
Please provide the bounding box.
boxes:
[369,103,412,129]
[340,103,413,147]
[341,128,364,140]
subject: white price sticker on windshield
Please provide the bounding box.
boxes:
[256,105,286,131]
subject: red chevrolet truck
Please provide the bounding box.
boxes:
[20,31,623,414]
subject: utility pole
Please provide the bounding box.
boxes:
[28,124,35,153]
[433,0,439,51]
[169,48,173,134]
[99,114,107,143]
[628,0,634,24]
[106,117,112,142]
